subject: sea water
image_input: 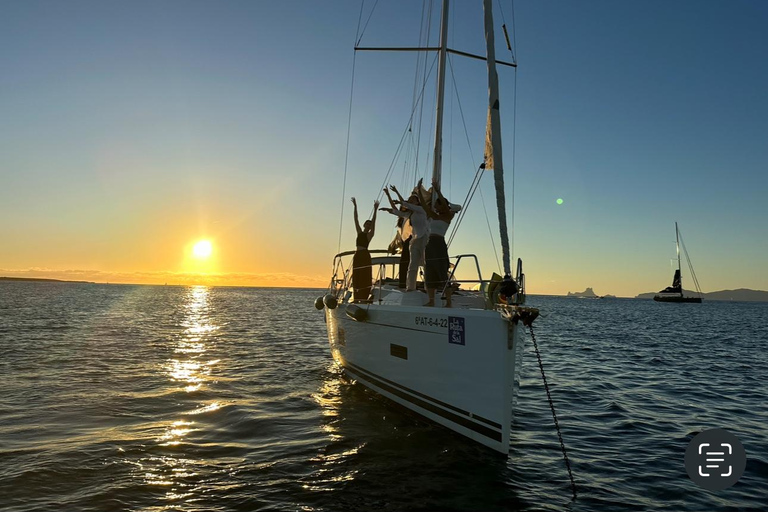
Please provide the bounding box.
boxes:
[1,282,766,511]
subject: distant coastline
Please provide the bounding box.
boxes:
[0,276,95,284]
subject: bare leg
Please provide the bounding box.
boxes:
[445,287,452,308]
[425,288,435,307]
[407,236,427,291]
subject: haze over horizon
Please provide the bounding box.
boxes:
[2,0,767,297]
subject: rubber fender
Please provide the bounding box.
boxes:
[323,294,338,310]
[345,304,367,322]
[314,297,324,310]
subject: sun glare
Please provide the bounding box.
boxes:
[192,240,213,259]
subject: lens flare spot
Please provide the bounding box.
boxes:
[556,198,564,205]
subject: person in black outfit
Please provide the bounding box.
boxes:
[351,197,378,303]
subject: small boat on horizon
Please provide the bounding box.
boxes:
[654,222,703,303]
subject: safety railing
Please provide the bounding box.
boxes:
[329,249,526,307]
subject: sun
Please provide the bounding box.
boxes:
[192,240,213,259]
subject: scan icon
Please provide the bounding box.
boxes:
[685,428,746,491]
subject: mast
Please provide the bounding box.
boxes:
[483,0,512,276]
[675,222,681,274]
[675,221,682,293]
[431,0,450,187]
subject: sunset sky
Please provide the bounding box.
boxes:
[2,0,766,296]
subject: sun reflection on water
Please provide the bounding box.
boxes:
[164,286,219,394]
[157,420,195,446]
[137,286,221,504]
[187,402,221,415]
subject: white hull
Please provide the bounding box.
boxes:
[324,289,526,454]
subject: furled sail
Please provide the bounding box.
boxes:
[483,0,511,277]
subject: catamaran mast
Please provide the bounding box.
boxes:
[483,0,512,277]
[431,0,450,187]
[675,221,682,275]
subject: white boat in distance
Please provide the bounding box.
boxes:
[316,0,538,454]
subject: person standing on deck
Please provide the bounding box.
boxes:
[387,184,429,292]
[351,197,379,303]
[424,179,461,307]
[382,187,412,289]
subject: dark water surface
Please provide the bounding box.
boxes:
[1,282,766,511]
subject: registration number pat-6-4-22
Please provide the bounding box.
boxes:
[414,316,447,328]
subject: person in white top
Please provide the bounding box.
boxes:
[385,184,429,291]
[382,188,413,289]
[424,179,461,307]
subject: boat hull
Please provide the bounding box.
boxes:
[324,302,525,454]
[653,295,702,303]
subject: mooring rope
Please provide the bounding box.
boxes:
[528,324,577,500]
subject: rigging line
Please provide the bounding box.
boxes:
[509,62,517,259]
[386,55,439,199]
[510,0,518,54]
[415,0,434,186]
[510,63,517,264]
[419,0,437,185]
[403,0,429,191]
[356,0,380,46]
[444,55,501,267]
[448,75,453,199]
[423,68,438,184]
[447,164,483,246]
[678,231,703,295]
[337,2,367,254]
[447,164,485,248]
[496,0,516,61]
[374,54,439,202]
[447,167,481,245]
[478,188,502,273]
[495,0,508,25]
[678,231,695,293]
[446,173,502,273]
[448,165,486,247]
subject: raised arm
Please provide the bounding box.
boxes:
[431,178,461,217]
[389,185,406,203]
[400,201,425,214]
[381,207,410,219]
[368,200,380,241]
[351,197,362,234]
[383,188,397,209]
[432,178,446,202]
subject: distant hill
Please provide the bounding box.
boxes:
[567,287,598,298]
[0,276,94,284]
[635,288,768,302]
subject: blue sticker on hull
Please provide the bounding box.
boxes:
[448,316,465,345]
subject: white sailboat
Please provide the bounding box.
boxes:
[316,0,538,455]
